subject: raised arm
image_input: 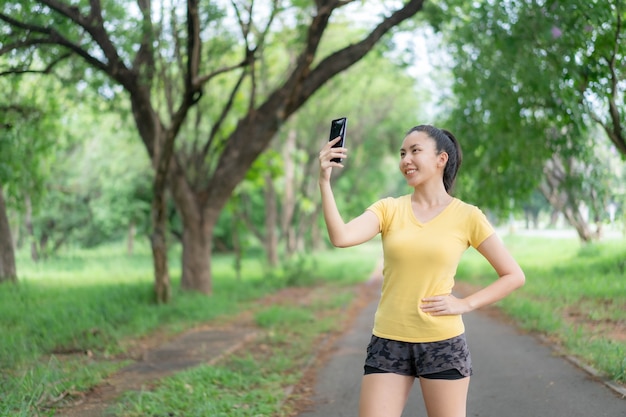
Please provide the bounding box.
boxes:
[318,137,381,248]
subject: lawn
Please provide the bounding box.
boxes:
[1,233,624,416]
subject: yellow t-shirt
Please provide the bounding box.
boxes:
[367,195,494,343]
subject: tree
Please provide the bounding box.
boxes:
[0,75,60,281]
[216,37,425,264]
[1,0,427,299]
[424,0,625,240]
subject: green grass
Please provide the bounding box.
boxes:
[111,283,356,417]
[114,360,288,416]
[0,240,380,416]
[3,233,625,416]
[457,233,626,382]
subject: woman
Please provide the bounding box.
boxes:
[318,124,525,417]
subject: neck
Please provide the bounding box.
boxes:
[411,184,451,206]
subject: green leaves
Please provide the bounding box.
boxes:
[0,75,60,207]
[428,0,625,214]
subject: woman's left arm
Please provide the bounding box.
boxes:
[421,234,525,316]
[462,234,525,311]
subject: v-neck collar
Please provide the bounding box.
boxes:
[407,195,457,226]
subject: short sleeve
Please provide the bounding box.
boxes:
[468,206,495,248]
[366,197,393,234]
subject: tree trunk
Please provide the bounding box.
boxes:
[540,157,600,242]
[24,193,38,261]
[232,211,242,281]
[281,129,297,256]
[169,170,213,294]
[180,217,212,294]
[559,201,598,242]
[264,174,278,267]
[127,221,135,255]
[548,209,560,228]
[310,205,324,251]
[0,183,17,283]
[151,190,171,304]
[9,209,20,249]
[128,89,177,303]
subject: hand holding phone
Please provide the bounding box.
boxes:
[328,117,347,163]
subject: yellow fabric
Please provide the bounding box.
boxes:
[367,195,494,343]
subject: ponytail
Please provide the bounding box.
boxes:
[440,129,462,193]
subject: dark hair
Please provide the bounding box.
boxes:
[406,125,463,193]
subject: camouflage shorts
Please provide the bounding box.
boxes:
[364,333,472,378]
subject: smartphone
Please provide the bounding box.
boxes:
[328,117,347,163]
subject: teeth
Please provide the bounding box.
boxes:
[406,169,416,174]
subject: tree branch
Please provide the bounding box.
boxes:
[297,0,425,107]
[133,0,155,74]
[204,0,424,214]
[603,8,626,155]
[588,9,626,156]
[159,6,180,117]
[200,68,248,163]
[0,12,109,74]
[186,0,201,98]
[231,0,256,110]
[193,61,249,87]
[0,51,72,76]
[38,0,126,74]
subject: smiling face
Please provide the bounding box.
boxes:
[399,131,448,188]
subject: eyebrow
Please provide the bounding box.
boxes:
[400,144,420,152]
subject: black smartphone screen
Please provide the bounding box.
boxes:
[328,117,347,163]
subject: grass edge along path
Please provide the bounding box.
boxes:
[457,234,626,389]
[105,282,378,417]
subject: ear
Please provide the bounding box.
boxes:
[437,151,449,168]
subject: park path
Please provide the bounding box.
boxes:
[295,281,626,417]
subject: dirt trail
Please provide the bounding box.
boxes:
[53,269,384,417]
[56,324,258,417]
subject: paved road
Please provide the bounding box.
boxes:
[297,297,626,417]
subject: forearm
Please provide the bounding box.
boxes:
[463,271,525,312]
[318,179,380,248]
[317,139,379,247]
[319,179,347,246]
